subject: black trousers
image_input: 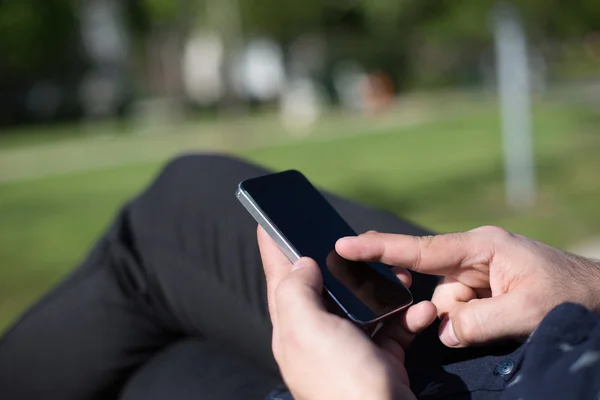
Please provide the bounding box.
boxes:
[0,155,503,400]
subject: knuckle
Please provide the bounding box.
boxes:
[444,232,467,246]
[363,230,380,237]
[279,326,308,355]
[415,234,435,247]
[452,308,482,345]
[326,317,354,335]
[413,235,434,270]
[472,225,511,240]
[274,279,292,306]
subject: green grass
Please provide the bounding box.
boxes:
[1,95,600,332]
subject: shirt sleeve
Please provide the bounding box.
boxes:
[504,303,600,400]
[263,384,294,400]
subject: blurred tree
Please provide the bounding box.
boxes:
[0,0,79,77]
[116,0,600,98]
[124,0,198,101]
[144,0,181,25]
[414,0,600,42]
[0,0,82,125]
[238,0,322,40]
[408,0,600,86]
[0,0,598,125]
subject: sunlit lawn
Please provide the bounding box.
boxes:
[1,94,599,332]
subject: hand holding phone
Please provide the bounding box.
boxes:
[257,232,432,400]
[236,170,413,326]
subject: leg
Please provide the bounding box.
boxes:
[119,339,282,400]
[120,154,437,352]
[0,154,437,399]
[117,154,517,399]
[117,154,437,362]
[0,155,282,399]
[0,210,176,398]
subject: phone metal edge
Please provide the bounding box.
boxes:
[235,185,411,328]
[236,186,301,263]
[236,186,360,323]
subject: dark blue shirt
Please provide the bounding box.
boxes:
[265,303,600,400]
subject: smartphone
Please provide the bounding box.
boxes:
[236,170,413,326]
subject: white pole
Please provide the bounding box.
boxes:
[493,2,537,209]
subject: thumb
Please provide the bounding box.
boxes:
[289,257,324,294]
[440,293,535,347]
[275,258,325,328]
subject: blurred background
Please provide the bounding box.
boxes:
[1,0,600,332]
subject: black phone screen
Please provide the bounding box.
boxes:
[240,170,413,324]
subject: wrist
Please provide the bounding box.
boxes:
[565,253,600,313]
[589,259,600,313]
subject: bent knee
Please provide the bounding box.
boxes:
[150,153,269,201]
[161,153,250,177]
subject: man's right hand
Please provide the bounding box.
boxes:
[337,226,600,348]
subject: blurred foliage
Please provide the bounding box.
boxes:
[0,0,78,77]
[144,0,181,25]
[239,0,322,38]
[2,0,599,64]
[0,0,598,80]
[414,0,600,42]
[0,0,598,109]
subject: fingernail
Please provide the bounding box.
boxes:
[291,259,305,271]
[441,319,460,347]
[337,236,357,245]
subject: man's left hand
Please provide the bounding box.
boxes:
[258,227,436,400]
